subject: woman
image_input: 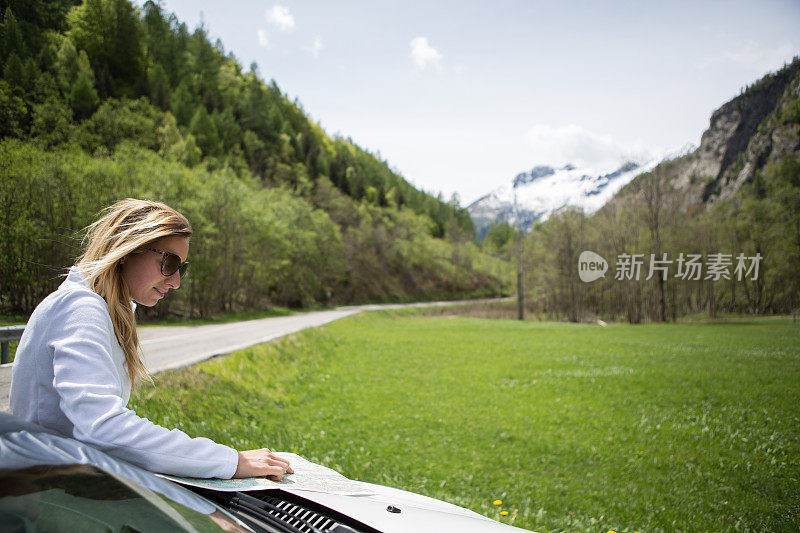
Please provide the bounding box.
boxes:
[9,198,292,480]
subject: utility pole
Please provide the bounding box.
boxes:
[514,186,524,320]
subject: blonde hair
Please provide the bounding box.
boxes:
[75,199,192,391]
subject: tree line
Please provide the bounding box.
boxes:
[515,154,800,323]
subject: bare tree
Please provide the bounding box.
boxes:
[548,208,586,322]
[640,165,679,322]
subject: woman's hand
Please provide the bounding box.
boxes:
[233,448,294,479]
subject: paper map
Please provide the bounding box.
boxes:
[156,453,374,495]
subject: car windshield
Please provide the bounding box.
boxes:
[0,464,224,532]
[0,412,244,532]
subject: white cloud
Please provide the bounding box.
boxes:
[525,124,657,171]
[257,29,269,47]
[409,37,443,70]
[266,5,294,31]
[311,36,323,58]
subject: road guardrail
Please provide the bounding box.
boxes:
[0,326,24,364]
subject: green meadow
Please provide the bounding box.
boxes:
[130,312,800,532]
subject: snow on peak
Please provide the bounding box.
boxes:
[468,145,693,237]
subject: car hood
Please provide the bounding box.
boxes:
[278,482,530,533]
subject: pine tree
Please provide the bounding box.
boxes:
[70,69,98,119]
[1,7,25,62]
[148,63,170,110]
[0,79,27,138]
[3,53,24,88]
[188,105,220,157]
[54,40,99,119]
[170,81,195,125]
[54,38,79,94]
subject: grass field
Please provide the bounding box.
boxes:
[129,312,800,532]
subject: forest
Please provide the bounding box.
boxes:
[0,0,506,318]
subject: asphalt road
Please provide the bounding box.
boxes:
[1,298,506,412]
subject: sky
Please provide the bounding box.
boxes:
[138,0,800,206]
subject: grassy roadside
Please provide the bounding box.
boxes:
[130,311,800,532]
[0,313,28,327]
[136,307,295,327]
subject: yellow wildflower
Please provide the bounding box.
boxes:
[493,500,502,505]
[500,511,509,516]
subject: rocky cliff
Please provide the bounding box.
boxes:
[617,57,800,211]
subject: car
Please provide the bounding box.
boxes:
[0,412,530,532]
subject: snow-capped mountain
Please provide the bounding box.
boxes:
[467,143,695,238]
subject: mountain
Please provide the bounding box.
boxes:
[467,144,694,238]
[608,57,800,213]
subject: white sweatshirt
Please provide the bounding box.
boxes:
[9,267,239,479]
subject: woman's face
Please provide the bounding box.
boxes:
[120,235,189,307]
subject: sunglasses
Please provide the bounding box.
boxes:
[148,248,190,278]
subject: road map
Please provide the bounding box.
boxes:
[156,453,375,496]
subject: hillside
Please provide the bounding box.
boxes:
[0,0,505,316]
